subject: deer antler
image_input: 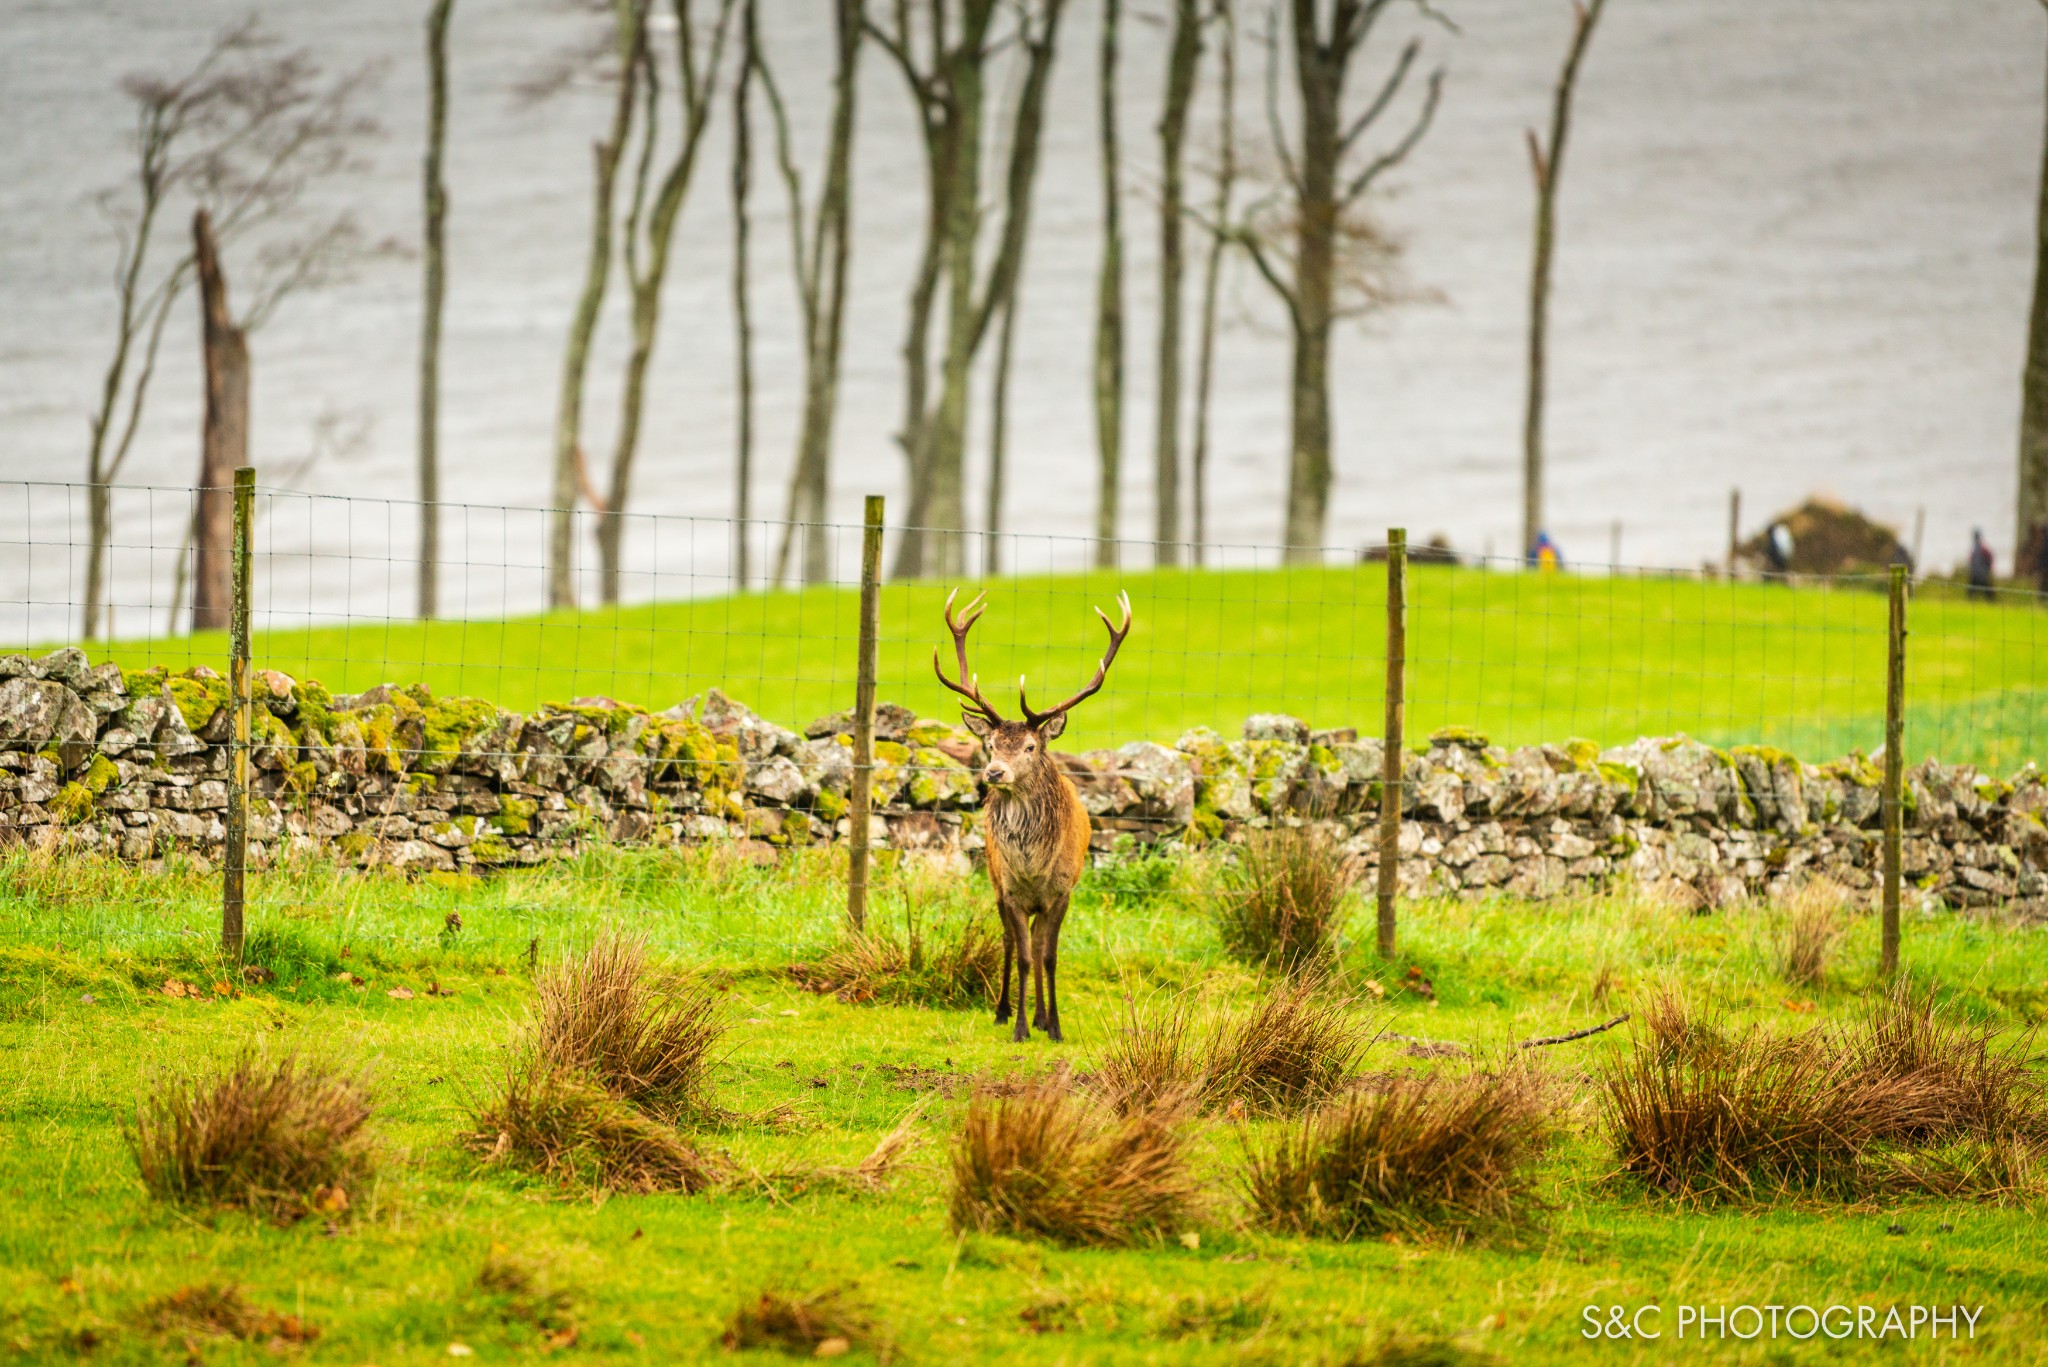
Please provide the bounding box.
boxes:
[1019,591,1133,726]
[932,587,1006,724]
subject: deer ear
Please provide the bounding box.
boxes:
[1037,712,1067,742]
[960,711,993,740]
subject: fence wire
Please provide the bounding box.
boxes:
[1,478,2043,963]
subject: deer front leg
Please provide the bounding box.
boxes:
[1004,903,1034,1043]
[1030,910,1051,1031]
[994,910,1015,1025]
[1041,895,1069,1043]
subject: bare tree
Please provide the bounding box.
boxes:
[1153,0,1203,565]
[597,0,740,603]
[872,0,1069,580]
[766,0,863,588]
[1189,0,1238,564]
[2020,0,2048,564]
[81,22,382,640]
[1235,0,1444,559]
[730,0,759,588]
[1092,0,1126,567]
[419,0,456,619]
[1522,0,1606,562]
[548,0,648,610]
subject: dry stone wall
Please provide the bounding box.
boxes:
[2,649,2044,916]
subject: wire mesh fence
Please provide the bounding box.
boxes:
[2,477,2045,970]
[8,478,2043,765]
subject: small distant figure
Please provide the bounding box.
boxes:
[1527,531,1563,573]
[1967,528,1995,601]
[1763,522,1794,575]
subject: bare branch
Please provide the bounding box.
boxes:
[1336,37,1417,155]
[1341,65,1443,205]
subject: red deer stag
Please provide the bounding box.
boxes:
[933,588,1133,1043]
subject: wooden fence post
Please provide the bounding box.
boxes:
[223,466,254,957]
[1881,563,1907,976]
[1377,528,1407,959]
[847,495,884,934]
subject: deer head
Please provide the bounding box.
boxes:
[932,588,1133,790]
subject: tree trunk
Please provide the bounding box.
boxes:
[2021,7,2048,559]
[1285,0,1339,560]
[1189,0,1236,567]
[550,0,645,611]
[731,0,757,590]
[1092,0,1124,567]
[986,291,1019,574]
[774,0,862,587]
[192,208,247,634]
[1153,0,1200,566]
[1524,0,1605,562]
[599,0,737,604]
[419,0,454,620]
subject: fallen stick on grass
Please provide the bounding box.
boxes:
[1518,1013,1630,1050]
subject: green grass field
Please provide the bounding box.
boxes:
[41,565,2048,769]
[3,847,2045,1364]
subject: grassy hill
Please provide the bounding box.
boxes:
[38,564,2048,769]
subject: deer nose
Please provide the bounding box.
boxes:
[983,764,1009,784]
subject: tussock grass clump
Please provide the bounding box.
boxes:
[1603,985,2046,1203]
[139,1284,319,1344]
[1848,982,2047,1145]
[950,1084,1196,1246]
[464,1063,725,1194]
[721,1286,878,1358]
[795,904,1002,1009]
[1094,993,1208,1116]
[1208,974,1373,1114]
[1775,882,1847,988]
[1096,976,1375,1117]
[532,931,725,1122]
[130,1051,373,1223]
[1214,824,1359,972]
[1242,1069,1553,1239]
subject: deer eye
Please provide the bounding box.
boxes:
[1024,741,1036,752]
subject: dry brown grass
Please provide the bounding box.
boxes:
[138,1284,319,1345]
[1241,1067,1553,1239]
[1096,976,1374,1118]
[1847,982,2047,1145]
[721,1286,879,1358]
[792,906,1003,1010]
[532,931,726,1122]
[1603,985,2046,1203]
[1214,824,1359,972]
[129,1052,373,1223]
[463,1062,725,1195]
[1093,992,1209,1116]
[1776,882,1848,988]
[949,1083,1196,1246]
[1208,974,1374,1114]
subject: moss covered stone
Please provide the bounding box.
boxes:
[165,674,229,731]
[80,753,119,796]
[50,781,95,824]
[492,794,539,836]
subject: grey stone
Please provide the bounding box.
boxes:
[0,678,96,766]
[1243,713,1309,744]
[747,754,810,805]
